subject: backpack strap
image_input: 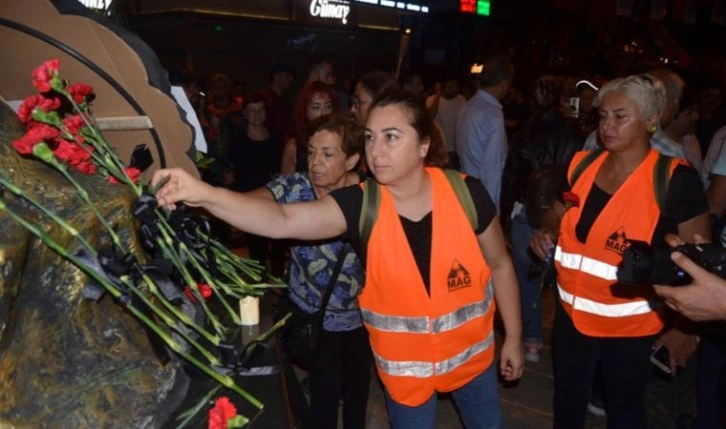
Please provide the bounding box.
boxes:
[568,148,672,212]
[653,153,674,214]
[569,148,604,187]
[442,169,479,232]
[358,170,480,250]
[358,178,380,252]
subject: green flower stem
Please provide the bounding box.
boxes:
[0,172,87,247]
[175,385,222,429]
[177,241,241,325]
[50,97,269,297]
[68,101,129,177]
[156,234,225,337]
[182,344,264,410]
[0,200,260,406]
[122,275,221,366]
[0,171,221,365]
[258,313,292,343]
[137,271,222,347]
[49,159,127,250]
[216,265,264,296]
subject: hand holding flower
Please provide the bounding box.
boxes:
[151,167,213,210]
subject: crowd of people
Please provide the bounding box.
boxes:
[163,54,726,429]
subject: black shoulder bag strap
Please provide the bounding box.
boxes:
[313,243,351,330]
[653,153,673,214]
[569,148,604,187]
[359,178,380,252]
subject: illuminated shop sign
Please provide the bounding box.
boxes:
[459,0,490,15]
[294,0,359,26]
[309,0,352,24]
[78,0,113,9]
[293,0,428,26]
[355,0,429,12]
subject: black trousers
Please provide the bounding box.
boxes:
[308,326,372,429]
[695,332,726,429]
[553,301,656,429]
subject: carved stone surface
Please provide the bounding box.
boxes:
[0,102,189,428]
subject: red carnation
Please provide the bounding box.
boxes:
[563,191,580,208]
[108,167,142,185]
[67,83,94,104]
[52,139,96,175]
[208,397,237,429]
[185,283,213,303]
[53,139,92,165]
[12,124,60,155]
[31,59,60,93]
[75,161,97,175]
[17,95,61,124]
[63,114,86,135]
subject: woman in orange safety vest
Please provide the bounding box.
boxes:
[153,91,525,429]
[531,74,711,428]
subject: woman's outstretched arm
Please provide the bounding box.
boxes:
[152,168,346,241]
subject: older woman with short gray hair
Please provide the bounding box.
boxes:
[530,73,710,428]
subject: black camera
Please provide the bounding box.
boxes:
[617,240,726,286]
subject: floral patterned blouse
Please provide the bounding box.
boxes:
[267,172,365,332]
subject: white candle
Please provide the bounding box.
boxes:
[239,296,260,326]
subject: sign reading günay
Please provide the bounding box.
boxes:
[294,0,358,26]
[310,0,351,23]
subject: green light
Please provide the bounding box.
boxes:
[477,0,490,16]
[214,25,223,32]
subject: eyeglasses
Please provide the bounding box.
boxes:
[351,97,372,108]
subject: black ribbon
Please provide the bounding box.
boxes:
[133,190,159,227]
[217,341,239,369]
[75,246,172,365]
[76,247,134,305]
[135,259,184,305]
[237,340,268,370]
[78,247,183,305]
[134,191,218,280]
[129,144,153,173]
[168,206,219,279]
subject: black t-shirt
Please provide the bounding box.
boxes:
[575,165,708,245]
[228,126,281,192]
[329,176,497,294]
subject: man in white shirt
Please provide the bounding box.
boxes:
[456,55,514,212]
[427,76,466,169]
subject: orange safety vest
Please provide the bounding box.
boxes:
[358,167,496,406]
[555,149,682,337]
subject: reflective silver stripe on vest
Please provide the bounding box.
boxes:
[434,331,494,375]
[432,282,493,333]
[557,283,657,317]
[373,331,495,378]
[555,246,618,281]
[361,309,430,333]
[362,281,493,334]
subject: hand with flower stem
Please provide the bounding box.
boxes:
[153,167,215,210]
[530,190,580,260]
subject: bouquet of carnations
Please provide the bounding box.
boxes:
[1,59,288,424]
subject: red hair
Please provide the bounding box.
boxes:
[288,81,340,143]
